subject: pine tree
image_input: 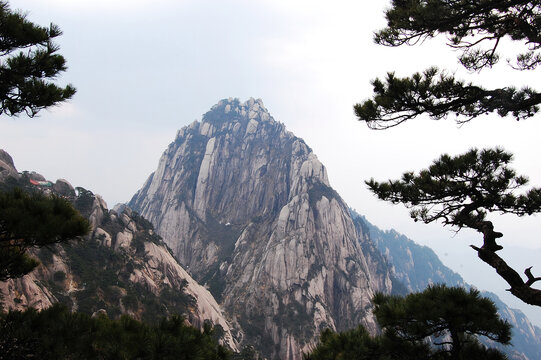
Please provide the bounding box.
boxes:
[304,325,430,360]
[0,304,232,359]
[355,1,541,306]
[306,285,510,359]
[373,285,511,360]
[0,2,85,280]
[0,0,75,117]
[0,188,89,281]
[366,148,541,305]
[355,1,540,129]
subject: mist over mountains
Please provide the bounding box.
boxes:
[129,98,541,359]
[1,98,540,359]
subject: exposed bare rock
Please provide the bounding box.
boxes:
[53,178,76,197]
[88,194,107,229]
[0,149,16,173]
[0,250,70,311]
[143,241,237,350]
[115,230,133,250]
[130,98,393,359]
[0,272,56,310]
[0,169,238,351]
[94,227,112,247]
[92,309,107,318]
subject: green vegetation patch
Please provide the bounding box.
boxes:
[0,304,230,360]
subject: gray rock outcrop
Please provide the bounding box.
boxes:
[0,148,18,181]
[130,98,394,359]
[53,178,76,197]
[0,164,238,351]
[0,149,16,173]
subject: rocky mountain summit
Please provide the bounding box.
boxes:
[130,98,541,360]
[0,155,238,351]
[130,98,396,359]
[3,97,541,359]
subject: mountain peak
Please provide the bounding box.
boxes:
[209,97,271,122]
[173,98,277,144]
[130,98,393,359]
[204,97,272,130]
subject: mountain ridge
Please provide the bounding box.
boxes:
[2,97,540,359]
[129,98,394,359]
[0,157,238,351]
[131,98,541,359]
[355,212,541,360]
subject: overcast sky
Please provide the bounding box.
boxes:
[2,0,540,324]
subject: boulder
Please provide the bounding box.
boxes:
[53,179,76,197]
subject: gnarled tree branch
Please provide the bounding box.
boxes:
[367,148,541,306]
[354,68,541,130]
[471,244,541,306]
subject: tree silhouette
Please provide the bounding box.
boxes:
[0,188,89,281]
[373,285,511,360]
[355,1,541,129]
[356,0,541,306]
[0,304,231,359]
[0,0,75,117]
[304,325,430,360]
[306,285,510,359]
[0,2,85,280]
[367,148,541,305]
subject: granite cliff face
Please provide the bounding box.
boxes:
[0,157,237,351]
[130,98,394,359]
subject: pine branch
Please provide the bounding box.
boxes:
[471,245,541,306]
[354,68,541,129]
[525,266,541,286]
[0,1,75,117]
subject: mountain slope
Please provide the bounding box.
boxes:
[129,98,394,359]
[356,214,541,360]
[0,156,238,351]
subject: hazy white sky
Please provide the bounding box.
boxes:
[2,0,540,323]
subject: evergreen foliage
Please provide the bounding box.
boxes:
[373,285,511,360]
[231,345,259,360]
[355,0,541,129]
[366,148,541,229]
[356,0,541,307]
[58,194,195,321]
[304,325,430,360]
[0,188,89,280]
[0,303,231,360]
[367,148,541,305]
[0,1,83,280]
[0,0,75,117]
[306,285,510,360]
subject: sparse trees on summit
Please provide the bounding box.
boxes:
[356,1,541,306]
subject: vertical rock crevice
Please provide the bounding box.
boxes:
[129,98,394,359]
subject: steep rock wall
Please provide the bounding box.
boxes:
[130,98,393,359]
